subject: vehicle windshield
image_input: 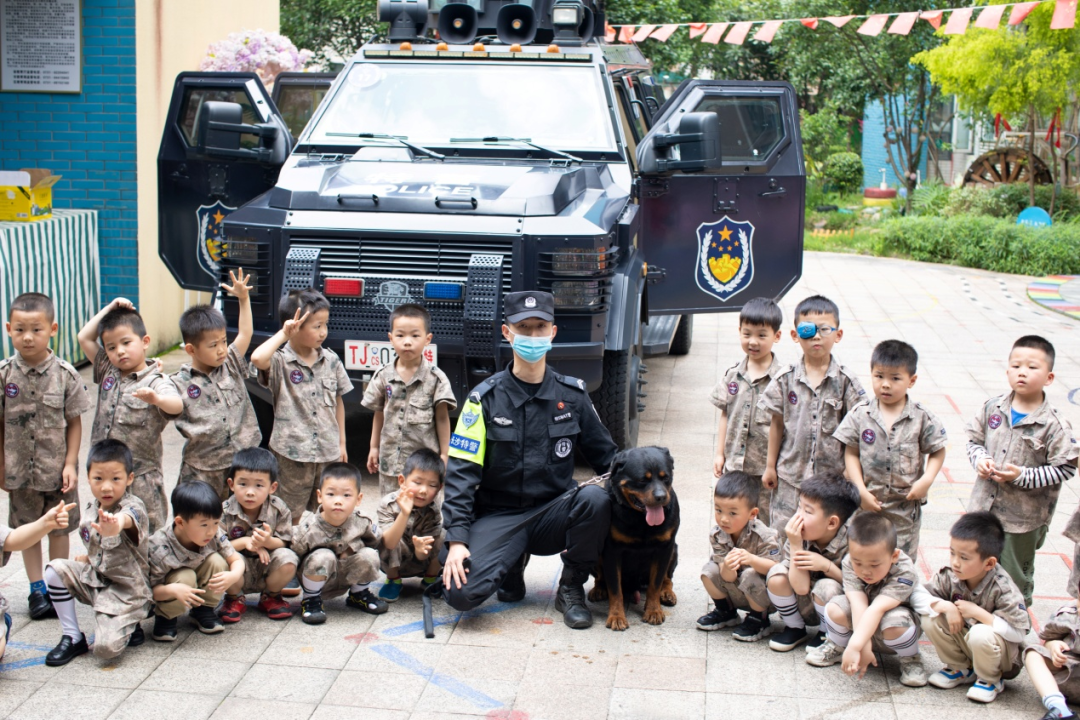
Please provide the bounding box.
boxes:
[307,62,617,151]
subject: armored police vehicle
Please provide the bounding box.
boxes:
[156,0,806,449]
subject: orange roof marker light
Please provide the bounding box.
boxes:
[436,41,449,51]
[399,41,413,50]
[510,43,523,52]
[473,42,486,51]
[547,44,560,53]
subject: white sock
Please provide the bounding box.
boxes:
[882,623,920,657]
[301,576,326,599]
[350,583,371,595]
[1043,692,1070,718]
[767,588,805,629]
[813,600,828,629]
[44,566,82,642]
[824,613,851,647]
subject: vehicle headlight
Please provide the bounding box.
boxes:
[551,280,606,310]
[224,238,259,263]
[549,247,618,277]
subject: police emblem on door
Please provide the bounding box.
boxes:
[195,200,236,281]
[694,216,755,302]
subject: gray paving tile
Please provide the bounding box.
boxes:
[609,688,705,720]
[514,679,613,720]
[309,707,409,720]
[412,677,518,717]
[320,669,427,711]
[208,698,315,720]
[706,693,800,720]
[139,656,249,697]
[614,654,706,692]
[107,689,220,720]
[8,682,128,720]
[0,679,43,716]
[230,663,338,704]
[522,648,617,687]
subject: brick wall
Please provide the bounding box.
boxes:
[0,0,138,303]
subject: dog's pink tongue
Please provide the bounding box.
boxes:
[645,505,665,526]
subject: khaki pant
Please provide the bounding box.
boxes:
[922,614,1018,683]
[48,558,149,660]
[154,553,228,619]
[828,595,919,654]
[178,463,230,502]
[272,453,324,519]
[239,548,299,594]
[379,533,443,578]
[132,470,167,535]
[8,486,80,538]
[1001,525,1047,606]
[300,547,380,596]
[702,561,770,610]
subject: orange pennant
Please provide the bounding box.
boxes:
[724,21,753,45]
[650,24,679,41]
[920,10,944,29]
[753,20,783,43]
[689,22,708,38]
[888,12,919,35]
[823,15,855,28]
[1009,2,1039,24]
[617,25,634,43]
[944,7,973,34]
[604,22,616,42]
[801,17,819,29]
[1051,0,1077,29]
[631,24,656,42]
[857,14,889,36]
[702,22,728,44]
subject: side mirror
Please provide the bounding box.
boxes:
[194,100,287,164]
[638,111,722,174]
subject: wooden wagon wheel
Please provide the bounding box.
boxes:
[963,147,1054,187]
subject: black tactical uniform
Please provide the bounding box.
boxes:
[441,291,617,626]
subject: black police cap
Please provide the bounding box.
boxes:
[504,291,555,324]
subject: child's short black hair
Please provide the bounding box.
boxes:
[99,306,147,339]
[171,481,224,520]
[1013,334,1056,370]
[391,303,432,334]
[739,297,782,333]
[87,439,133,474]
[794,295,840,324]
[713,470,759,509]
[320,461,362,490]
[10,292,55,322]
[229,447,279,485]
[799,473,861,525]
[950,511,1005,561]
[402,448,445,484]
[871,339,918,375]
[179,304,227,345]
[278,288,331,326]
[848,512,897,553]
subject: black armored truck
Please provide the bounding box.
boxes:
[156,0,807,449]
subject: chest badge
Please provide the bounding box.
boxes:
[230,526,246,539]
[290,369,304,384]
[861,429,876,444]
[3,383,17,398]
[554,437,573,458]
[386,386,393,400]
[988,414,1003,430]
[557,401,565,410]
[727,381,739,396]
[461,409,479,428]
[492,416,513,426]
[80,525,91,543]
[187,384,201,399]
[553,412,572,423]
[787,390,798,405]
[102,376,116,392]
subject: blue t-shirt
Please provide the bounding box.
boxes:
[1011,408,1028,427]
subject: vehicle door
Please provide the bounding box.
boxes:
[157,72,291,291]
[635,80,804,315]
[270,71,338,144]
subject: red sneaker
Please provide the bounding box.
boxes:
[219,595,247,624]
[258,593,293,620]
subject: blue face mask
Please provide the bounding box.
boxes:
[510,330,553,363]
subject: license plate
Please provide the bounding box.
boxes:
[344,341,437,371]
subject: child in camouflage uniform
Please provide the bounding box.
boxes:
[1024,595,1080,720]
[170,269,262,500]
[1,292,92,619]
[78,298,182,534]
[834,340,947,557]
[293,462,385,624]
[376,448,445,602]
[364,304,456,498]
[966,335,1079,606]
[252,289,353,522]
[43,440,151,666]
[711,297,784,525]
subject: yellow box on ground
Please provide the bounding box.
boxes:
[0,169,61,221]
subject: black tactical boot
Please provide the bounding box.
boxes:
[554,567,593,629]
[497,553,529,603]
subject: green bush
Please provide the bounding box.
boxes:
[822,152,864,195]
[910,182,953,217]
[879,215,1080,275]
[910,183,1080,221]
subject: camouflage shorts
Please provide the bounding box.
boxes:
[300,547,380,596]
[272,453,323,519]
[379,534,444,578]
[178,463,230,502]
[8,486,80,537]
[131,470,167,535]
[702,561,770,611]
[239,547,300,594]
[46,558,149,660]
[827,594,920,654]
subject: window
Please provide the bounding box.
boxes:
[178,88,261,149]
[693,96,785,161]
[275,84,330,141]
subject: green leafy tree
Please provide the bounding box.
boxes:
[281,0,379,68]
[801,102,852,176]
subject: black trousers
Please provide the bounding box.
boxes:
[441,484,610,611]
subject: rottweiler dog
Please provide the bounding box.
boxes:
[588,446,679,630]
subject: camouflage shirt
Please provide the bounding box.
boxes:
[966,393,1080,533]
[710,354,783,476]
[148,524,238,587]
[0,523,10,613]
[376,491,443,542]
[842,550,918,604]
[834,398,949,501]
[258,344,353,463]
[926,564,1031,636]
[0,351,92,490]
[170,344,262,471]
[90,350,180,476]
[758,356,866,483]
[361,357,457,477]
[775,524,849,584]
[77,492,151,608]
[291,510,381,558]
[219,494,294,552]
[708,518,781,565]
[1039,603,1080,649]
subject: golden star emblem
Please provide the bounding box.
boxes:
[719,226,732,242]
[711,242,717,248]
[213,210,225,224]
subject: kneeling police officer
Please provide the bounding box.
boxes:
[440,290,618,628]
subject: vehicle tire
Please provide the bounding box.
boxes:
[591,346,642,451]
[669,315,693,356]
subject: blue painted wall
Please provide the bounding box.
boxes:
[862,99,929,190]
[0,0,137,303]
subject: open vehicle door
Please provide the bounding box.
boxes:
[636,80,805,315]
[157,72,292,292]
[271,71,338,144]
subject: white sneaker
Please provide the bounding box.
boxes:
[899,654,929,687]
[806,639,844,667]
[966,678,1003,703]
[928,666,976,689]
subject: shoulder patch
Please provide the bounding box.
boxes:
[468,377,498,403]
[554,372,587,392]
[896,577,913,586]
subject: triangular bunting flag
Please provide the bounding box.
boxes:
[650,24,679,41]
[973,5,1006,29]
[1051,0,1077,29]
[1009,2,1040,24]
[604,22,616,42]
[944,7,973,34]
[920,10,944,29]
[823,15,855,28]
[801,17,819,29]
[689,22,708,38]
[888,12,919,35]
[631,24,657,42]
[753,20,783,43]
[702,22,728,44]
[724,21,753,45]
[617,25,635,43]
[857,14,889,36]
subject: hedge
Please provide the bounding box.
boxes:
[878,215,1080,276]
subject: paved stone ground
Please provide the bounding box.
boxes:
[2,251,1080,719]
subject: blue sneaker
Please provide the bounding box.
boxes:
[966,678,1003,703]
[379,580,403,602]
[928,666,975,689]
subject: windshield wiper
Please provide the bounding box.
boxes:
[326,132,445,161]
[449,136,582,163]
